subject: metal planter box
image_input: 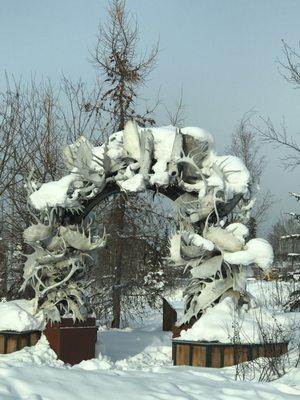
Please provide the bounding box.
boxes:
[44,317,97,365]
[0,330,41,354]
[172,339,289,368]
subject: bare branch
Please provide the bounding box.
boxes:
[165,86,186,127]
[254,40,300,170]
[255,117,300,170]
[278,40,300,87]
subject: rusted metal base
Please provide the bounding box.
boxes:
[172,339,289,367]
[162,298,177,331]
[44,317,97,365]
[0,330,41,354]
[172,321,195,338]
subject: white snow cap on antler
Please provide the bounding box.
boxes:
[223,238,273,271]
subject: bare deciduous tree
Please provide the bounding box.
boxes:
[256,40,300,170]
[256,117,300,170]
[0,79,66,298]
[228,112,274,230]
[61,77,107,143]
[0,79,31,197]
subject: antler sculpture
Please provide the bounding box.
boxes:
[22,121,273,324]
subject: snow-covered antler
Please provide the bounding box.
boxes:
[64,136,107,187]
[178,152,209,191]
[59,224,107,251]
[23,207,57,243]
[39,258,84,297]
[168,128,183,179]
[25,168,41,196]
[139,129,154,178]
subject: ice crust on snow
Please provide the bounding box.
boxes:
[0,299,44,332]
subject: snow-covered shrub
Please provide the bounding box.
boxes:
[230,307,296,382]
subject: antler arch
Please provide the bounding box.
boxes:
[22,121,273,323]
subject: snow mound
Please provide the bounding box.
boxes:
[0,300,44,332]
[177,297,298,343]
[73,353,112,371]
[0,335,63,368]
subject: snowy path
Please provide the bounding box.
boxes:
[96,314,172,366]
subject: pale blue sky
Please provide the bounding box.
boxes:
[1,0,299,235]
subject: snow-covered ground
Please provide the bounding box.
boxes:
[0,284,300,400]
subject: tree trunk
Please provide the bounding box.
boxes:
[110,194,126,328]
[111,283,121,328]
[0,264,7,298]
